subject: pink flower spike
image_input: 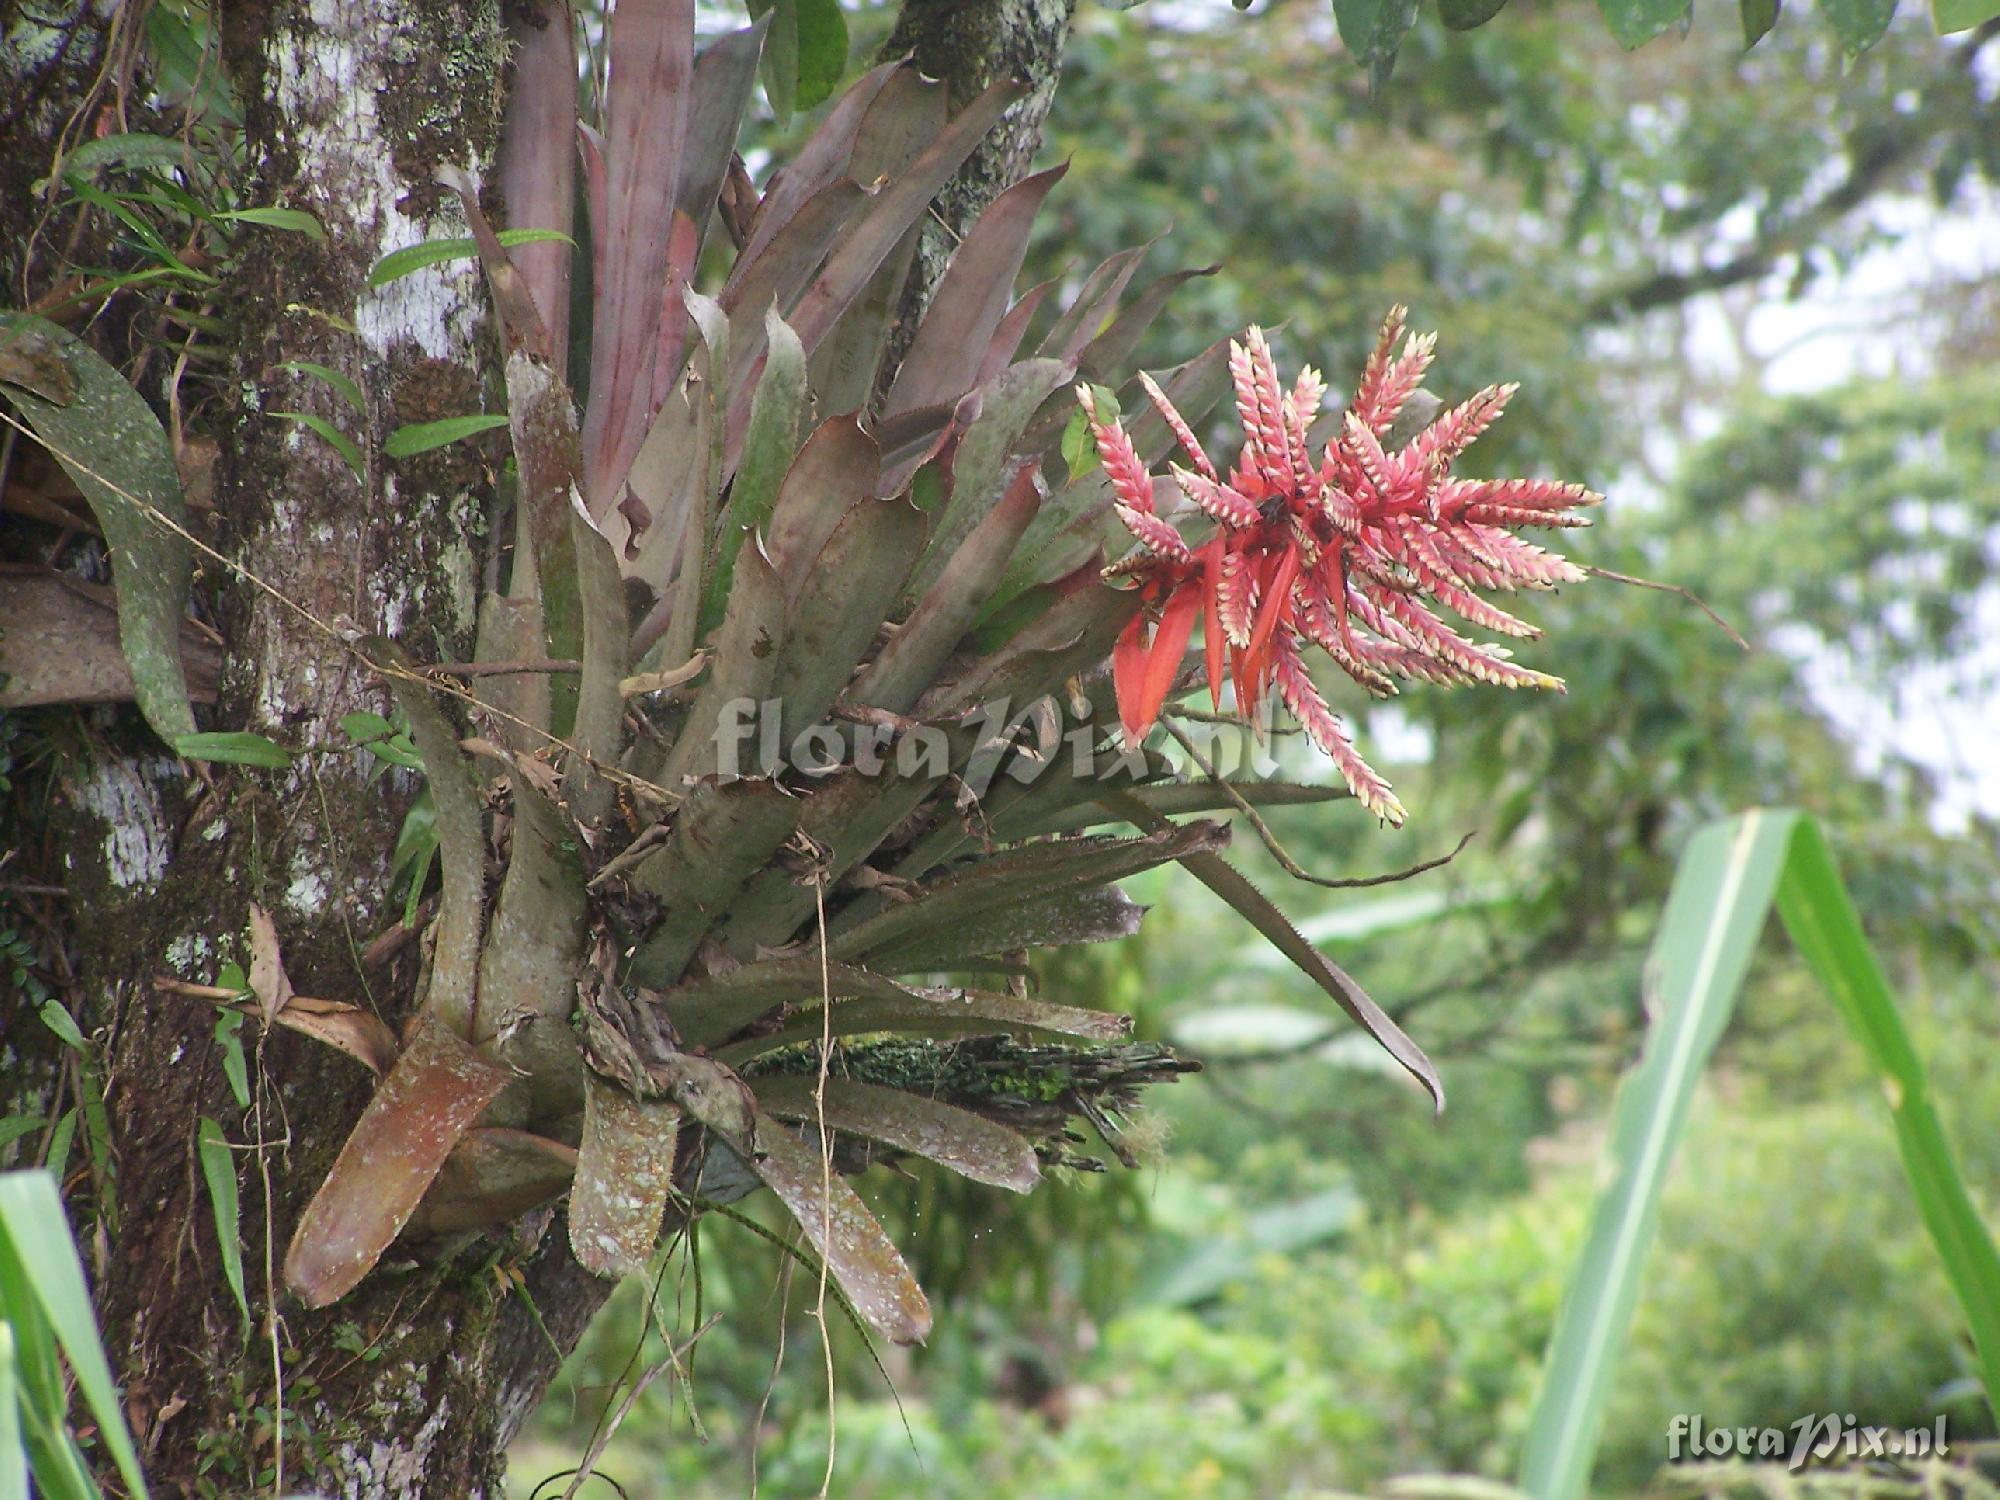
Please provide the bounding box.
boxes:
[1138,370,1217,482]
[1078,384,1157,517]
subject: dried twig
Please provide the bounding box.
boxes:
[1163,719,1474,890]
[1585,564,1749,650]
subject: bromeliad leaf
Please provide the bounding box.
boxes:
[751,1076,1040,1192]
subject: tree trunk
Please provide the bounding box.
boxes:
[3,2,565,1493]
[2,0,1082,1493]
[877,0,1078,384]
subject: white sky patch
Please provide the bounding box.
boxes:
[1676,183,2000,830]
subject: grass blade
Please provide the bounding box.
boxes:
[1518,810,1794,1500]
[0,1170,148,1496]
[1774,818,2000,1409]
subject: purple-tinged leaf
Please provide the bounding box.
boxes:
[760,416,881,587]
[284,1017,512,1306]
[783,79,1028,362]
[581,0,695,515]
[885,165,1070,420]
[769,492,927,744]
[807,222,920,417]
[702,306,806,636]
[902,357,1073,607]
[852,459,1041,714]
[677,20,770,270]
[742,59,901,265]
[1076,264,1220,387]
[979,277,1059,387]
[496,0,578,372]
[1036,247,1147,363]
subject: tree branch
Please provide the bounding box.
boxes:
[1584,20,1999,325]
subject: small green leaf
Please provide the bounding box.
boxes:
[1439,0,1512,27]
[172,731,295,768]
[0,1118,46,1151]
[1061,405,1100,481]
[214,1010,251,1112]
[793,0,849,111]
[339,711,422,769]
[214,205,325,239]
[196,1119,251,1343]
[280,361,365,412]
[44,1111,76,1180]
[217,961,251,997]
[274,410,363,477]
[1819,0,1897,50]
[366,227,575,287]
[1332,0,1420,90]
[1935,0,2000,30]
[37,1001,86,1053]
[751,0,799,123]
[338,711,394,742]
[383,413,510,459]
[1594,0,1693,47]
[1739,0,1781,43]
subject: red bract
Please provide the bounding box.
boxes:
[1083,307,1600,827]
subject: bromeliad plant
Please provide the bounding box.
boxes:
[0,5,1593,1350]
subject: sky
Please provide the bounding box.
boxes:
[1691,182,2000,829]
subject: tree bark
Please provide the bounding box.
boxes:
[3,1,562,1493]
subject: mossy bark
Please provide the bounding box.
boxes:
[1,2,585,1494]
